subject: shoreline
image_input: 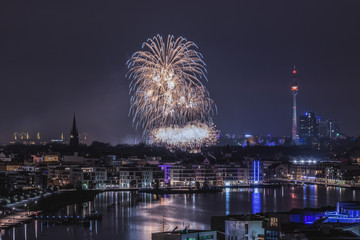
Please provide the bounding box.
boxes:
[0,183,356,230]
[2,182,356,213]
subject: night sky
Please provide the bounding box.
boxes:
[1,0,360,144]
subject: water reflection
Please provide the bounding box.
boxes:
[252,188,261,214]
[225,188,230,215]
[4,186,360,240]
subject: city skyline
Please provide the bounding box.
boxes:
[1,0,360,144]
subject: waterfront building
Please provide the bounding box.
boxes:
[211,214,264,240]
[105,166,120,188]
[193,165,217,187]
[287,159,358,185]
[215,164,248,185]
[169,165,196,187]
[265,163,288,180]
[158,164,172,185]
[289,160,318,181]
[225,215,264,240]
[70,166,106,189]
[152,229,217,240]
[47,166,71,186]
[118,167,144,188]
[141,166,165,188]
[246,159,264,184]
[170,164,250,187]
[324,202,360,223]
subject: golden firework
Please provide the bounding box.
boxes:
[127,35,217,148]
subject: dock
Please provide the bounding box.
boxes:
[0,211,39,229]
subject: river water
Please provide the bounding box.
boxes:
[1,185,360,240]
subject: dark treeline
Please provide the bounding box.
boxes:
[1,136,360,164]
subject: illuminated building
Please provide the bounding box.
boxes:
[247,159,264,184]
[116,166,164,189]
[319,119,341,138]
[44,155,59,162]
[169,164,249,187]
[158,164,172,184]
[299,112,340,139]
[169,165,196,187]
[211,215,264,240]
[10,132,41,145]
[291,66,298,143]
[70,167,106,189]
[215,164,248,186]
[325,202,360,223]
[299,112,319,139]
[48,166,71,186]
[152,230,217,240]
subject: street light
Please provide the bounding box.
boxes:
[25,204,29,215]
[12,207,15,222]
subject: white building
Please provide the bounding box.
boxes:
[70,166,106,189]
[225,215,264,240]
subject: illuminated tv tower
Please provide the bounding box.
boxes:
[291,66,298,142]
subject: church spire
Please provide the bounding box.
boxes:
[72,113,78,133]
[70,113,79,152]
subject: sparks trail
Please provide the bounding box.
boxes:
[127,35,217,149]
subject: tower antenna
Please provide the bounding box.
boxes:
[291,65,298,143]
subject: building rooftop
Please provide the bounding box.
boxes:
[152,229,215,236]
[213,214,264,222]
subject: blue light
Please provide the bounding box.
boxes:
[253,161,256,183]
[252,188,261,214]
[253,160,260,184]
[257,161,260,183]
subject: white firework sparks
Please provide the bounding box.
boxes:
[127,34,217,149]
[150,122,218,149]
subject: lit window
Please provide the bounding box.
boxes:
[270,217,278,227]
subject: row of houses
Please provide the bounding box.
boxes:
[267,159,360,186]
[42,162,262,189]
[0,158,268,190]
[4,155,360,191]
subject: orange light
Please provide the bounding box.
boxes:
[292,86,298,90]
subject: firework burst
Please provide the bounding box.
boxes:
[127,34,217,148]
[150,122,218,148]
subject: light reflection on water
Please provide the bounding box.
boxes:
[2,185,360,240]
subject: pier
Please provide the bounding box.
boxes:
[0,211,39,229]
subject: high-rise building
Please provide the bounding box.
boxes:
[291,66,298,142]
[299,112,319,139]
[70,113,79,152]
[319,120,340,138]
[299,115,308,138]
